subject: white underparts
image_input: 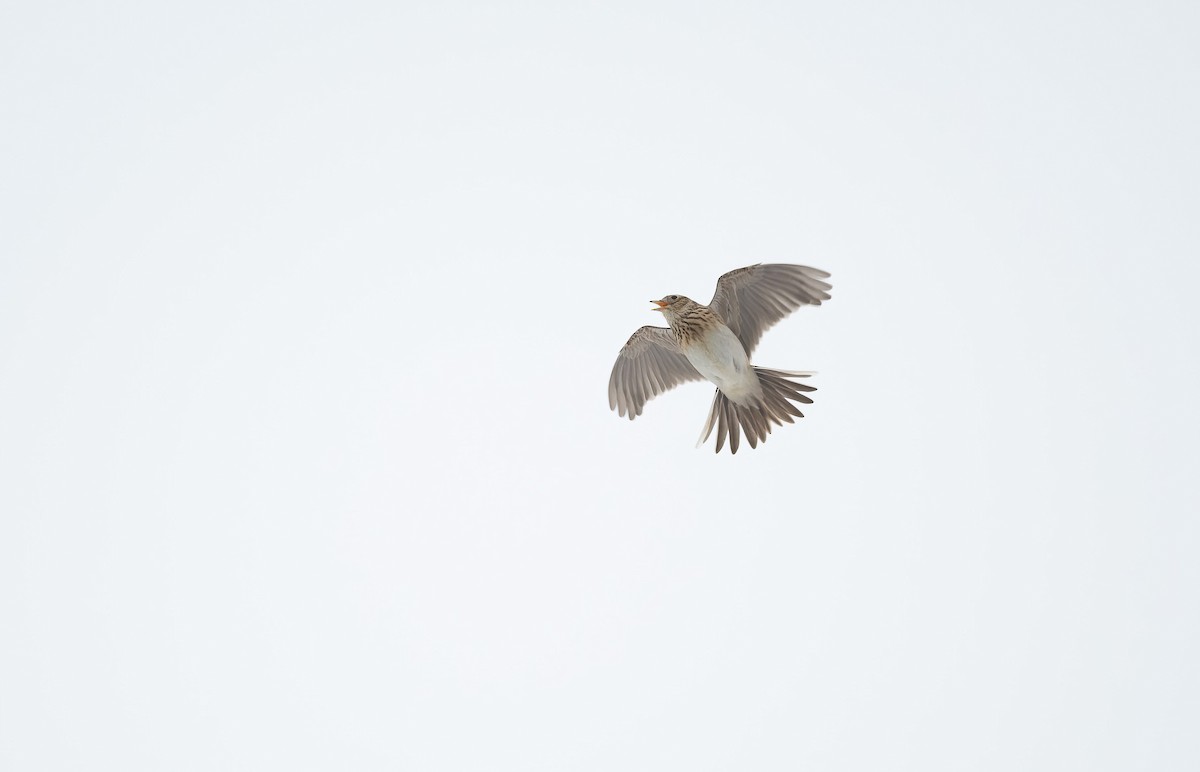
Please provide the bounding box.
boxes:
[681,324,764,406]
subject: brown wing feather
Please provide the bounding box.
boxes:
[608,326,704,419]
[708,264,832,355]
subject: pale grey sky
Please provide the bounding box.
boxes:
[2,2,1198,770]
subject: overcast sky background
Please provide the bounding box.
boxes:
[2,2,1199,770]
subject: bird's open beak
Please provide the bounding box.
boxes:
[651,300,669,311]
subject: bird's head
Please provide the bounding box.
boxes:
[651,295,691,317]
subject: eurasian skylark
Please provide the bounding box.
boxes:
[608,263,832,454]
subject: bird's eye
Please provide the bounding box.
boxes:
[669,295,678,301]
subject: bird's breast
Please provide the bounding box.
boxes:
[682,324,762,405]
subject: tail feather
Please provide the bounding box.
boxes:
[737,403,763,449]
[698,398,719,447]
[726,400,741,454]
[714,397,729,453]
[696,368,817,454]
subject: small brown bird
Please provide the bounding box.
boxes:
[608,263,831,453]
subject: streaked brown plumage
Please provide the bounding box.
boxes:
[608,263,831,454]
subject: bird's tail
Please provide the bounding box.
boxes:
[696,368,817,454]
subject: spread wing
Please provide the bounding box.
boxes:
[608,326,704,419]
[708,264,832,355]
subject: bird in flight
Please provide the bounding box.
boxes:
[608,264,832,454]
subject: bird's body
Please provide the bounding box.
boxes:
[608,263,831,454]
[666,302,762,404]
